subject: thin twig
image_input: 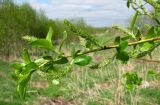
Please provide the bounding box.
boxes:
[66,37,160,57]
[135,58,160,63]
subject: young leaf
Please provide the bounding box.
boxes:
[85,41,92,49]
[71,45,76,59]
[21,62,38,75]
[12,62,24,71]
[121,35,132,41]
[135,27,142,40]
[127,0,130,8]
[12,73,20,82]
[74,55,92,66]
[43,56,53,60]
[46,27,53,42]
[41,61,54,72]
[52,79,60,85]
[140,42,154,52]
[22,49,31,64]
[146,26,157,38]
[130,11,138,31]
[59,31,67,52]
[112,25,132,36]
[34,58,49,67]
[127,0,133,8]
[17,73,32,100]
[31,39,53,50]
[22,35,38,42]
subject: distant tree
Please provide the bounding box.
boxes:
[0,0,59,60]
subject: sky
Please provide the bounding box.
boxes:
[15,0,135,27]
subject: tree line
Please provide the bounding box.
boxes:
[0,0,106,61]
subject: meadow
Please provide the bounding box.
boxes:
[0,49,160,105]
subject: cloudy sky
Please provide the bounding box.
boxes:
[15,0,135,27]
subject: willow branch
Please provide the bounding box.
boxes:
[142,0,160,24]
[66,37,160,57]
[144,0,160,9]
[142,10,160,25]
[131,1,160,25]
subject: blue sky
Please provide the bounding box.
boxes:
[15,0,135,27]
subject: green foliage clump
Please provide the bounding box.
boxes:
[0,0,58,58]
[123,72,142,91]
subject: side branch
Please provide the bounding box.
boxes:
[136,58,160,63]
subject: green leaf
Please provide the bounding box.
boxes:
[116,51,129,62]
[12,73,19,82]
[85,41,92,49]
[74,55,92,66]
[43,56,53,60]
[135,27,142,40]
[117,40,128,52]
[46,27,53,42]
[34,58,49,67]
[22,35,38,42]
[59,31,67,52]
[12,62,24,71]
[12,62,24,76]
[41,61,54,72]
[127,1,130,8]
[125,84,134,91]
[31,39,53,50]
[71,46,76,59]
[63,31,67,41]
[124,72,142,91]
[21,62,38,75]
[53,57,69,64]
[114,36,121,45]
[146,26,156,38]
[127,0,133,8]
[119,41,128,51]
[112,25,132,36]
[140,42,154,52]
[52,79,60,85]
[130,11,138,31]
[17,73,32,100]
[22,49,31,64]
[121,35,132,41]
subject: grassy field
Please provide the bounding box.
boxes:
[0,46,160,105]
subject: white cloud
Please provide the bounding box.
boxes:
[17,0,134,27]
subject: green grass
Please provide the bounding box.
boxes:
[87,100,102,105]
[0,55,160,105]
[0,60,23,105]
[139,87,160,104]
